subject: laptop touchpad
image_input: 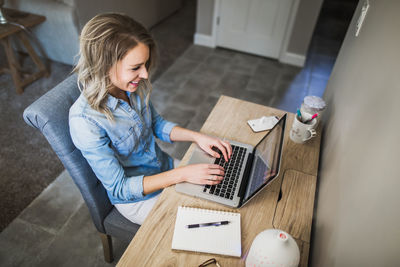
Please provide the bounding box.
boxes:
[188,147,215,164]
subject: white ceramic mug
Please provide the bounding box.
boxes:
[289,116,317,144]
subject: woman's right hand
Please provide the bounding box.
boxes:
[176,164,225,185]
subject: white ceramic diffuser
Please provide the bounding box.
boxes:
[246,229,300,267]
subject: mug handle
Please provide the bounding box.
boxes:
[303,129,317,141]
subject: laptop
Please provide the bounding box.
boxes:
[175,114,287,208]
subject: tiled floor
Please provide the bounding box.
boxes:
[0,0,352,266]
[154,39,337,159]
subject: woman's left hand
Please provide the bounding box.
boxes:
[194,133,232,161]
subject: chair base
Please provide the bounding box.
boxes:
[99,233,114,263]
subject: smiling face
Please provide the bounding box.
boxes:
[108,42,150,97]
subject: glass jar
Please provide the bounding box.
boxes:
[300,96,326,124]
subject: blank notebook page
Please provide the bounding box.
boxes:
[171,206,241,257]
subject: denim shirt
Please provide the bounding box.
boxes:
[69,92,177,204]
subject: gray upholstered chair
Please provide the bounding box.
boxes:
[23,74,140,263]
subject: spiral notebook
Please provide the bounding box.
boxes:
[171,206,241,257]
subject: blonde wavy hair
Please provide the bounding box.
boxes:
[74,13,157,120]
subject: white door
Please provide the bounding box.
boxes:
[216,0,294,58]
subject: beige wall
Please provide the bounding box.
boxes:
[75,0,182,29]
[312,0,400,266]
[196,0,214,35]
[287,0,323,55]
[195,0,323,57]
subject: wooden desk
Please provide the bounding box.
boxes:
[118,96,321,267]
[0,8,48,94]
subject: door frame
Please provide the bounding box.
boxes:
[209,0,303,67]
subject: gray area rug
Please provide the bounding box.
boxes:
[0,0,195,232]
[0,58,72,232]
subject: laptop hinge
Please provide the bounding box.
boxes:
[238,152,254,206]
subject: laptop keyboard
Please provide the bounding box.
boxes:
[203,145,247,200]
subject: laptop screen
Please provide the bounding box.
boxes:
[243,114,286,201]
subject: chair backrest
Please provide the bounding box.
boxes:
[23,74,112,234]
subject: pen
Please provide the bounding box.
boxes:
[187,221,230,229]
[304,113,318,124]
[296,109,302,121]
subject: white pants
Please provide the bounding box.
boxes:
[115,158,180,225]
[115,194,161,225]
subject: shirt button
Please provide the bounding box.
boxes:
[128,108,132,112]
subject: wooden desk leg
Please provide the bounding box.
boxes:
[1,37,24,94]
[17,32,49,77]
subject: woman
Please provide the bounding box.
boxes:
[69,13,231,224]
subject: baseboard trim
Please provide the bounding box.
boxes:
[279,52,306,67]
[194,33,216,48]
[194,33,306,68]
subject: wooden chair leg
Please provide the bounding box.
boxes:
[1,37,24,94]
[99,233,114,263]
[17,32,49,77]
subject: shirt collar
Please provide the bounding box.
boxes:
[105,92,135,111]
[105,94,119,111]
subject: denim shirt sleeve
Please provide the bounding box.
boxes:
[149,101,177,143]
[69,115,145,201]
